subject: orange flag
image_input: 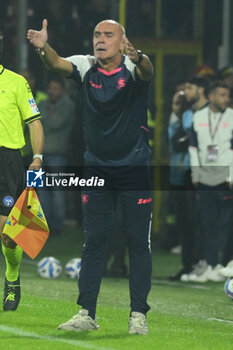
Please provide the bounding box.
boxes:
[3,188,50,259]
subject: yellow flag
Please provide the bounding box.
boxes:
[3,188,50,259]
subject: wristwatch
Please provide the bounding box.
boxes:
[33,154,43,161]
[35,47,46,56]
[136,50,144,64]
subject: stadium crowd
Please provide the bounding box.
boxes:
[167,65,233,283]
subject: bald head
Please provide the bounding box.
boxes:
[95,20,125,37]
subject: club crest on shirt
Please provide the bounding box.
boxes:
[81,194,89,205]
[117,77,126,90]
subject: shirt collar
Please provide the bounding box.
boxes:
[0,65,4,74]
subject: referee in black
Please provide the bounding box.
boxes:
[28,19,153,334]
[0,31,44,311]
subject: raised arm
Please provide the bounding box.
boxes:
[125,39,153,81]
[27,19,73,77]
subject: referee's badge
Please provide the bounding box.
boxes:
[3,196,14,208]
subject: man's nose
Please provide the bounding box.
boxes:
[98,33,106,41]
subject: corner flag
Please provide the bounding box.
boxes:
[3,188,49,259]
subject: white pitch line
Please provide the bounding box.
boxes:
[152,279,211,290]
[0,325,115,350]
[207,317,233,324]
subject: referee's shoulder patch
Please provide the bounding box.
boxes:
[3,196,14,208]
[28,98,40,114]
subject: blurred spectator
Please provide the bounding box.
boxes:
[178,76,210,282]
[188,81,233,282]
[164,81,188,253]
[175,79,188,93]
[218,66,233,107]
[169,76,213,281]
[38,76,76,235]
[168,80,188,126]
[182,76,209,132]
[167,91,195,280]
[193,64,216,84]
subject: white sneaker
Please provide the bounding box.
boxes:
[170,245,181,255]
[129,312,148,335]
[210,265,225,282]
[219,260,233,277]
[58,309,99,331]
[180,273,189,282]
[190,265,225,283]
[181,260,207,282]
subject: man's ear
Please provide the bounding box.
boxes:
[120,34,127,52]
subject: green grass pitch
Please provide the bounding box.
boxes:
[0,228,233,350]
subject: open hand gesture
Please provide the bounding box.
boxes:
[27,19,48,49]
[125,39,139,64]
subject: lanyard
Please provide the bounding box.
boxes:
[208,109,223,143]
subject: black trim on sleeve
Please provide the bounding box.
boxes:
[25,114,41,124]
[71,63,82,85]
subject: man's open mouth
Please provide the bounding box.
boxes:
[96,48,106,52]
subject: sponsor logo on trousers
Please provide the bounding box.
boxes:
[137,198,152,204]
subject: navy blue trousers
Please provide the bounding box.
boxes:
[77,186,152,318]
[197,182,233,267]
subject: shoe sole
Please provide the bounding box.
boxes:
[129,329,148,335]
[58,324,99,331]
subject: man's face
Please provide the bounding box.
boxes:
[172,92,182,116]
[93,21,125,62]
[209,87,230,113]
[184,83,200,105]
[47,81,64,103]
